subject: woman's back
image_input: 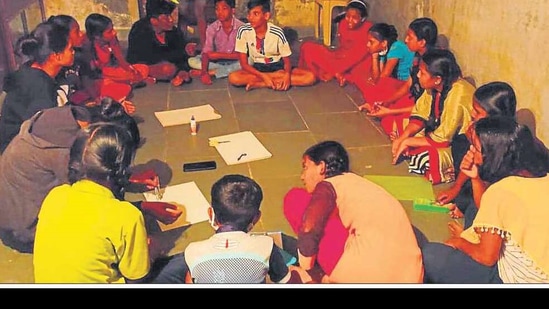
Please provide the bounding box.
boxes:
[324,173,423,283]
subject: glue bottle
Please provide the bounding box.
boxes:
[190,115,197,135]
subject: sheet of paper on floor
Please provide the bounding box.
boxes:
[209,131,272,165]
[154,104,221,127]
[143,181,210,231]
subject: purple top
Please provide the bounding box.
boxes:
[202,17,244,54]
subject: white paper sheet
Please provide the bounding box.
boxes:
[143,182,210,231]
[154,104,221,127]
[209,131,272,165]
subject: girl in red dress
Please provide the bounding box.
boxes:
[298,0,372,86]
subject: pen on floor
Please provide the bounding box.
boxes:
[237,153,247,161]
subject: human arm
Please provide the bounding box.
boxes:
[445,228,503,266]
[377,77,413,107]
[391,119,424,163]
[459,145,488,207]
[366,104,414,118]
[277,57,292,91]
[436,171,470,204]
[297,181,336,280]
[120,209,151,283]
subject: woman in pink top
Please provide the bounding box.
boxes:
[285,141,423,283]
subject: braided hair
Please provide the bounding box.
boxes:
[420,49,462,134]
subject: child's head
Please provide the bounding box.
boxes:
[68,123,137,199]
[215,0,236,22]
[85,13,115,42]
[473,116,549,184]
[92,97,141,148]
[471,82,517,122]
[210,174,263,232]
[405,17,438,53]
[246,0,271,29]
[16,21,73,66]
[367,23,398,54]
[335,0,369,30]
[301,141,349,193]
[147,0,176,31]
[47,15,85,48]
[417,49,462,91]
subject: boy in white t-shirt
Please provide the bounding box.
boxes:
[227,0,316,91]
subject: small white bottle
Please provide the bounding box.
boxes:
[190,115,197,135]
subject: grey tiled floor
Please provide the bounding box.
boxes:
[0,70,456,284]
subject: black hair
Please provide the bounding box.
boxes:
[147,0,177,18]
[409,17,438,49]
[210,174,263,231]
[15,21,70,65]
[247,0,270,13]
[334,0,369,23]
[408,18,438,101]
[304,141,349,178]
[85,13,114,64]
[369,23,399,78]
[421,49,462,133]
[474,81,517,118]
[85,13,112,40]
[475,117,549,184]
[92,97,141,148]
[47,15,77,30]
[68,123,137,200]
[216,0,236,8]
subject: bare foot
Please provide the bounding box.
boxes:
[448,220,464,237]
[447,203,463,219]
[246,81,261,91]
[200,73,213,85]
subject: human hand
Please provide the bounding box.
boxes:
[367,105,391,118]
[358,102,373,113]
[141,201,182,225]
[129,169,159,190]
[460,146,479,179]
[391,137,408,164]
[277,72,291,91]
[436,185,460,205]
[120,100,136,115]
[185,42,198,56]
[261,74,276,89]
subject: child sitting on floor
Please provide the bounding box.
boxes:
[227,0,316,91]
[187,0,245,85]
[183,174,302,283]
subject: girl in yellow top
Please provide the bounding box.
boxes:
[391,49,474,184]
[34,124,149,283]
[422,117,549,283]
